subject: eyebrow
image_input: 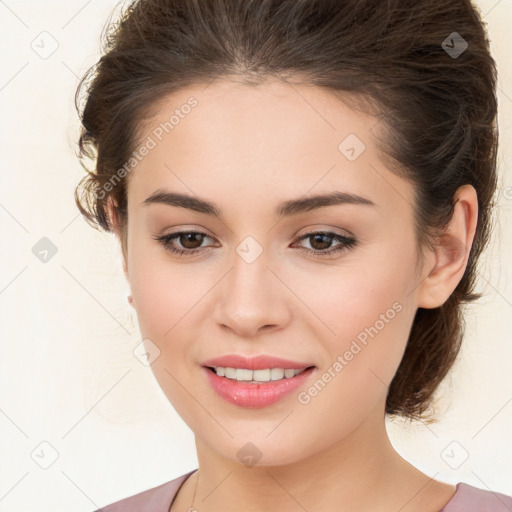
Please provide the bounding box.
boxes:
[141,189,376,218]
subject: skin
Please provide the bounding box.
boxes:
[111,77,478,512]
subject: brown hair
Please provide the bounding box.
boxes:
[74,0,499,422]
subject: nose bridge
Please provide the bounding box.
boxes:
[229,243,275,312]
[214,239,289,335]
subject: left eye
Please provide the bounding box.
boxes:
[154,230,357,257]
[293,231,357,255]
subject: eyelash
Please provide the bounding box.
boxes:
[153,229,357,258]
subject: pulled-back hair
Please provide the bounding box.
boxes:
[74,0,499,422]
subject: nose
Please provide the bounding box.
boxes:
[213,252,292,338]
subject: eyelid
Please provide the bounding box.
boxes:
[294,225,354,239]
[158,225,352,244]
[154,226,357,259]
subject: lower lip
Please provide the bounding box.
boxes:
[202,366,316,408]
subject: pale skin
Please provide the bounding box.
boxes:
[110,77,478,512]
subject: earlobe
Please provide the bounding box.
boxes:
[417,235,468,309]
[416,184,478,309]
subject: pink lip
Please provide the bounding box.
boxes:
[201,354,314,370]
[202,366,317,408]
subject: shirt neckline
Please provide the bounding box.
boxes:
[437,482,464,511]
[169,471,461,512]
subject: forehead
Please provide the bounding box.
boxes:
[137,77,378,157]
[127,78,414,218]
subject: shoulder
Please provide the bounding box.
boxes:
[441,482,512,511]
[90,469,197,512]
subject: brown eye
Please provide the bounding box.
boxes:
[177,232,205,250]
[154,230,214,256]
[308,233,334,251]
[293,231,357,256]
[153,229,356,258]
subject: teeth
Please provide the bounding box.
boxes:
[213,367,307,382]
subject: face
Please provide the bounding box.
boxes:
[121,78,430,466]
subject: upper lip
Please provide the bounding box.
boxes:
[201,354,315,370]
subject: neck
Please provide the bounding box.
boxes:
[184,409,442,512]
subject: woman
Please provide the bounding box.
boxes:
[74,0,512,510]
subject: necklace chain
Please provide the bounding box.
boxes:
[191,470,199,510]
[169,470,199,512]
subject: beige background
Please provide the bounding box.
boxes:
[0,0,511,510]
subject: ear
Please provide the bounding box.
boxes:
[107,199,129,279]
[416,184,479,309]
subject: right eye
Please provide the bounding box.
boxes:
[153,230,217,257]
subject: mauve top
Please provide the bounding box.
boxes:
[92,469,512,512]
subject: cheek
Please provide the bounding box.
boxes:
[287,244,417,381]
[128,240,208,336]
[127,249,212,424]
[291,248,413,335]
[289,263,415,442]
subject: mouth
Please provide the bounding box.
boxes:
[204,365,316,383]
[202,365,318,408]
